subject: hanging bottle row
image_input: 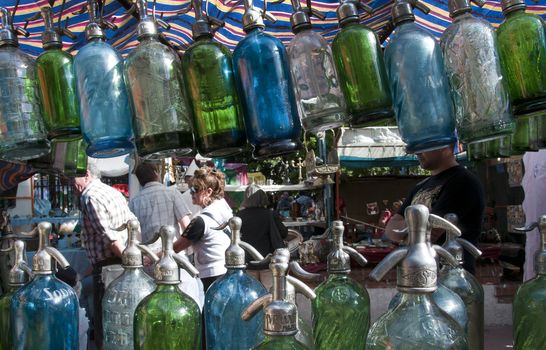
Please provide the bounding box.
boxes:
[0,0,545,164]
[2,209,544,349]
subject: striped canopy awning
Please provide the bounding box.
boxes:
[4,0,546,58]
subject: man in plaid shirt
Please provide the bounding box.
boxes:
[74,159,136,349]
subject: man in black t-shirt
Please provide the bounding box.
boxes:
[385,145,485,273]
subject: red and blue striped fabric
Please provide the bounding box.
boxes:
[3,0,545,59]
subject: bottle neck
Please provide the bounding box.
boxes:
[398,292,435,307]
[154,284,179,293]
[505,7,525,18]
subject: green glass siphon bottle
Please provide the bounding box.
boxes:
[312,220,370,349]
[513,216,546,350]
[331,0,393,126]
[133,225,201,350]
[35,7,80,141]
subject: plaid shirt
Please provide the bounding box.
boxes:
[80,179,136,265]
[129,182,194,253]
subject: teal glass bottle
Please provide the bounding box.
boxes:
[74,0,134,158]
[367,205,468,350]
[0,8,50,161]
[513,216,546,350]
[440,213,485,350]
[134,226,201,350]
[384,1,456,153]
[286,1,349,132]
[182,0,246,158]
[232,0,302,159]
[124,0,194,160]
[11,222,79,350]
[440,0,513,145]
[205,217,267,349]
[242,249,313,350]
[103,220,157,350]
[497,0,546,115]
[331,0,393,127]
[35,7,80,141]
[0,240,31,350]
[312,221,370,349]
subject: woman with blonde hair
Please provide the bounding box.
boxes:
[174,167,232,291]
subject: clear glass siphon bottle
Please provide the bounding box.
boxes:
[133,225,201,350]
[0,7,50,161]
[0,240,31,350]
[440,0,513,145]
[312,221,370,349]
[242,249,314,350]
[286,0,348,132]
[512,216,546,349]
[366,205,469,350]
[102,220,158,350]
[124,0,194,160]
[11,222,79,350]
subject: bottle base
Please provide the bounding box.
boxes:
[86,139,134,158]
[136,132,195,160]
[349,108,394,127]
[459,122,515,144]
[302,112,349,133]
[48,127,82,142]
[512,109,546,153]
[0,139,51,162]
[197,130,246,158]
[252,139,303,160]
[405,136,458,154]
[513,96,546,115]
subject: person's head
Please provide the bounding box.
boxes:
[190,167,225,208]
[134,162,160,187]
[392,200,403,211]
[241,183,269,208]
[74,158,101,194]
[415,145,457,174]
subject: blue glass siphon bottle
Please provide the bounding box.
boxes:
[205,217,267,349]
[232,0,302,159]
[74,0,134,158]
[384,0,456,153]
[11,222,79,350]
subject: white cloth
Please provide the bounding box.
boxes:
[192,199,232,278]
[522,150,546,281]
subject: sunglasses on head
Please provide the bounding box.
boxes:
[190,186,198,194]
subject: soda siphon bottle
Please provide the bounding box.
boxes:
[204,217,268,349]
[312,221,370,349]
[51,138,88,177]
[233,0,302,159]
[103,220,158,350]
[242,249,315,349]
[182,0,246,158]
[0,7,50,161]
[0,240,32,350]
[512,216,546,349]
[388,213,468,333]
[134,225,201,350]
[285,0,349,132]
[385,0,456,154]
[11,222,79,350]
[124,0,194,160]
[497,0,546,116]
[248,248,321,349]
[74,0,134,158]
[331,0,393,126]
[440,213,484,350]
[34,7,81,141]
[440,0,513,145]
[367,205,469,350]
